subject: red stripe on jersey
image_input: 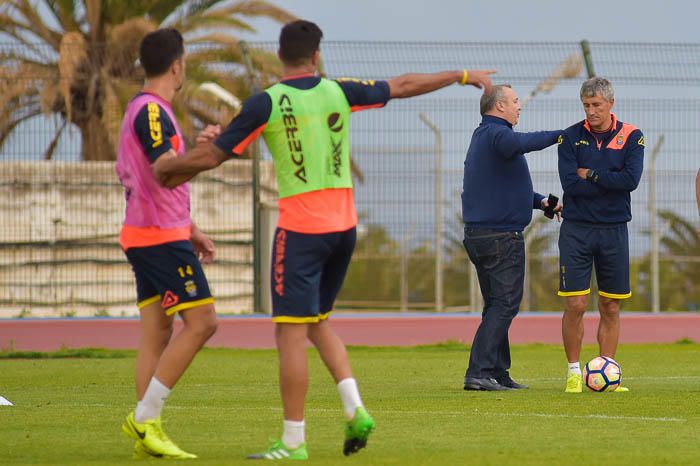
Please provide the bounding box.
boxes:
[233,123,267,156]
[351,103,385,113]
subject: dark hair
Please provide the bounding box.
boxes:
[139,28,184,78]
[279,20,323,65]
[480,84,512,115]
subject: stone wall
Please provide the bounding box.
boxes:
[0,160,277,317]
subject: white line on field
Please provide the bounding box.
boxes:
[475,411,685,423]
[40,403,686,423]
[518,375,700,382]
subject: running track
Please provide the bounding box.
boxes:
[1,313,698,351]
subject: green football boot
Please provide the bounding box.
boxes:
[343,407,375,456]
[247,439,308,460]
[122,411,197,460]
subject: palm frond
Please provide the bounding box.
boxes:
[43,118,68,160]
[58,31,87,122]
[216,1,296,24]
[105,17,156,78]
[0,103,42,150]
[47,0,80,32]
[100,74,122,150]
[179,15,255,34]
[39,80,63,114]
[13,0,64,49]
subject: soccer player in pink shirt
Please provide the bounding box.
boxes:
[116,28,217,460]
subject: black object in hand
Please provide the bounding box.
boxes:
[544,194,559,219]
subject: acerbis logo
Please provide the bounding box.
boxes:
[278,94,307,183]
[327,112,344,133]
[327,113,343,177]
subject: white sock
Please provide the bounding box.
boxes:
[337,378,364,420]
[135,377,171,423]
[282,420,305,449]
[568,362,581,375]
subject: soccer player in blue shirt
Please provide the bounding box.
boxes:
[558,77,644,393]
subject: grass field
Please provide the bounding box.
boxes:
[1,343,699,465]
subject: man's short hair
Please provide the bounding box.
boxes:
[279,20,323,65]
[139,28,184,78]
[580,77,614,101]
[480,84,512,116]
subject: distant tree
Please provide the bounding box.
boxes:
[638,210,700,311]
[0,0,294,160]
[338,223,402,307]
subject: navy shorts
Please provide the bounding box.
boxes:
[125,240,213,315]
[270,227,356,323]
[558,220,631,299]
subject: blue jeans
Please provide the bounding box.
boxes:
[463,227,525,379]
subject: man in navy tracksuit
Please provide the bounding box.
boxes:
[462,84,561,391]
[558,77,644,393]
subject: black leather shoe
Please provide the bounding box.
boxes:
[463,377,512,391]
[496,376,529,390]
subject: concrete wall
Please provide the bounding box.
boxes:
[0,160,277,317]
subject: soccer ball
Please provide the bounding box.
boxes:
[583,356,621,392]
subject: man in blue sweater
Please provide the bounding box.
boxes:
[558,77,644,393]
[462,84,561,391]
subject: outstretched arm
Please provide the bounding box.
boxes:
[153,144,228,187]
[493,129,561,159]
[388,69,495,98]
[155,92,271,188]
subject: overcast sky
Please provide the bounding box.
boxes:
[241,0,699,43]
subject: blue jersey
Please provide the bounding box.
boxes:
[558,114,644,224]
[215,75,390,156]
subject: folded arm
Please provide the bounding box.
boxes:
[593,130,645,192]
[558,135,607,197]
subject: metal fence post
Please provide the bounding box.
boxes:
[239,40,263,312]
[580,40,596,78]
[419,113,443,311]
[649,135,665,313]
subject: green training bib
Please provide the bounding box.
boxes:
[263,79,352,198]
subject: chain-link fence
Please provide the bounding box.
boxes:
[2,41,699,315]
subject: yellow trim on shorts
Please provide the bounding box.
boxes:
[165,297,215,316]
[272,310,332,324]
[599,290,632,299]
[557,289,591,297]
[138,295,162,309]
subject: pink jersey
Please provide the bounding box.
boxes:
[116,93,190,230]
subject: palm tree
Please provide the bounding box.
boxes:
[638,210,700,311]
[0,0,294,160]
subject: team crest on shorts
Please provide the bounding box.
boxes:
[184,280,198,297]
